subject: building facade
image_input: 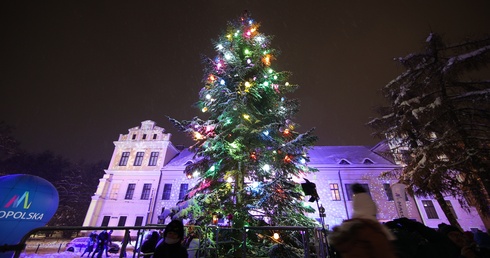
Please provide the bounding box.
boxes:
[83,120,486,235]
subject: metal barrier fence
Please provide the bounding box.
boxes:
[4,225,169,258]
[1,225,332,258]
[242,226,312,258]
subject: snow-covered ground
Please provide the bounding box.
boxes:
[19,249,135,258]
[18,237,201,258]
[19,238,71,257]
[18,239,132,258]
[20,252,81,258]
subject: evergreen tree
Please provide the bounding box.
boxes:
[169,12,318,256]
[0,149,106,228]
[369,33,490,227]
[0,121,19,164]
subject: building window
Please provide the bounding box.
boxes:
[132,134,136,140]
[101,216,110,227]
[384,184,394,201]
[109,183,120,200]
[153,134,157,139]
[141,184,152,200]
[118,216,127,226]
[149,152,159,166]
[162,184,172,200]
[345,183,370,201]
[143,134,147,139]
[125,184,136,199]
[134,152,144,166]
[178,184,189,200]
[446,200,458,219]
[135,216,144,226]
[422,200,439,219]
[330,183,341,201]
[119,152,130,166]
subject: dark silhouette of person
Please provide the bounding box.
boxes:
[81,231,97,257]
[153,220,188,258]
[120,230,132,258]
[92,230,109,258]
[474,229,490,249]
[104,230,113,257]
[438,223,490,258]
[328,183,397,258]
[141,231,160,258]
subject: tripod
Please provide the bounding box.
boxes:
[302,179,331,258]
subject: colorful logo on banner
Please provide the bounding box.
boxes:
[5,191,32,208]
[0,174,59,257]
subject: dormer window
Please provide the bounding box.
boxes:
[363,158,374,164]
[339,159,351,165]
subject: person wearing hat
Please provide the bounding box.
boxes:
[350,183,396,241]
[328,183,398,258]
[153,219,188,258]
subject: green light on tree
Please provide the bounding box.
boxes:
[169,11,319,257]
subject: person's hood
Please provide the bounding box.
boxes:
[164,220,185,239]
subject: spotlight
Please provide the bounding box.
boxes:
[301,178,319,202]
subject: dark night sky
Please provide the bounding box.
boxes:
[1,1,489,163]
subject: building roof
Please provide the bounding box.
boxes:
[164,145,397,169]
[308,146,396,168]
[164,148,198,167]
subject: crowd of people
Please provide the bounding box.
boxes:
[78,183,490,258]
[138,220,188,258]
[328,183,490,258]
[79,219,196,258]
[80,229,113,258]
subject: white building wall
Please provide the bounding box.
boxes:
[303,167,422,229]
[84,121,487,234]
[414,196,485,231]
[83,120,180,237]
[151,167,200,225]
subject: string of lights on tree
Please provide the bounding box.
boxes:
[169,12,318,254]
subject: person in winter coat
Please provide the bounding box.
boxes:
[350,183,396,241]
[140,231,160,258]
[120,230,132,257]
[328,183,398,258]
[103,230,113,257]
[92,230,109,258]
[153,219,188,258]
[81,231,97,257]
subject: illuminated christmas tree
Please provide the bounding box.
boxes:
[170,12,318,256]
